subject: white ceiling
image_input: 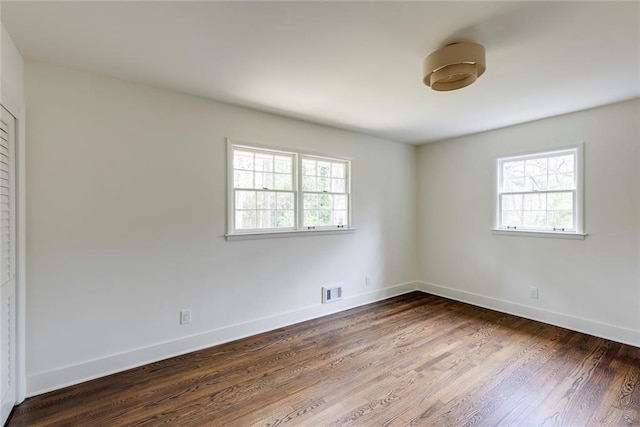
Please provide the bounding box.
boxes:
[2,1,639,144]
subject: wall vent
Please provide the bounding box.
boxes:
[322,286,342,304]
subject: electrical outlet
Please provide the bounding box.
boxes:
[365,276,370,286]
[180,309,191,325]
[529,287,539,299]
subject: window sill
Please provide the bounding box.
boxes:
[226,228,357,241]
[491,229,586,240]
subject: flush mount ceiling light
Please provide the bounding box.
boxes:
[423,42,486,91]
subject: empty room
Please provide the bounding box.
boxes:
[1,1,639,425]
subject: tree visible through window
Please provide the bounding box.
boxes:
[228,142,351,235]
[301,157,348,229]
[497,147,582,233]
[233,148,296,231]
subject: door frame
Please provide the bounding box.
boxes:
[0,92,26,404]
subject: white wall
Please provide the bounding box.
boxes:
[417,99,640,346]
[25,61,418,395]
[1,24,24,108]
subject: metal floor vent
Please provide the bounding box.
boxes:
[322,286,343,304]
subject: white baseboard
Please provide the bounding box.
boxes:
[27,281,418,397]
[29,280,640,397]
[416,281,640,348]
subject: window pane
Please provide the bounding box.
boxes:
[523,211,547,227]
[547,173,574,190]
[233,151,254,170]
[277,193,294,210]
[254,153,273,172]
[333,210,347,226]
[526,175,547,191]
[331,163,345,178]
[236,211,256,230]
[318,210,332,226]
[234,170,254,188]
[235,191,256,209]
[524,193,546,211]
[502,160,525,192]
[274,156,292,173]
[276,211,294,228]
[502,160,524,189]
[501,194,522,211]
[503,177,525,192]
[317,161,331,178]
[257,192,276,209]
[257,210,275,228]
[548,192,573,210]
[302,176,316,191]
[304,210,318,226]
[317,177,330,192]
[304,193,318,210]
[548,211,573,228]
[319,194,332,209]
[331,178,345,193]
[334,195,346,210]
[256,172,274,189]
[503,160,524,178]
[549,154,574,174]
[525,158,547,179]
[274,173,292,190]
[302,159,316,176]
[502,211,523,227]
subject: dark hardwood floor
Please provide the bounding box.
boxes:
[8,292,640,426]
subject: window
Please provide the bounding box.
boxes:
[228,141,351,238]
[232,146,296,231]
[301,156,349,229]
[494,145,584,238]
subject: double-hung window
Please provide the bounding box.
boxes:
[494,145,585,238]
[228,141,351,238]
[301,156,349,229]
[232,146,296,231]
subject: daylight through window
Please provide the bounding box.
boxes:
[496,147,583,234]
[229,142,351,235]
[301,157,348,229]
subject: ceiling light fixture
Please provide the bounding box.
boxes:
[423,42,486,91]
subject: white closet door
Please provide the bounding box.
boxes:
[0,105,17,425]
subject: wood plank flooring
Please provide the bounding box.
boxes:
[8,292,640,426]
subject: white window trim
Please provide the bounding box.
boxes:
[228,143,298,234]
[299,154,351,231]
[225,227,357,241]
[226,139,356,240]
[491,143,586,240]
